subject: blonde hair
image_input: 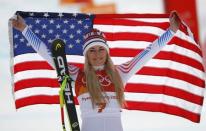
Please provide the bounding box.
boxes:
[84,53,125,108]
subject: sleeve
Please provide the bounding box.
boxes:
[116,29,175,84]
[22,26,79,81]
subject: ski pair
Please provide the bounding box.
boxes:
[51,39,80,131]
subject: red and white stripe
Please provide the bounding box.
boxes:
[12,14,205,123]
[93,14,205,122]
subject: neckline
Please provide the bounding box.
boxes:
[93,65,105,71]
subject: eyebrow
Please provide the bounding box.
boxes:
[89,47,95,50]
[89,47,105,50]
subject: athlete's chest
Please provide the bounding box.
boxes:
[75,70,115,96]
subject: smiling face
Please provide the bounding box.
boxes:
[86,45,108,66]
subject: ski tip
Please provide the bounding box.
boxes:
[51,39,65,52]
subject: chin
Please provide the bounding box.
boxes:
[93,64,102,66]
[92,62,104,66]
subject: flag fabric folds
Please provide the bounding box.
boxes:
[9,11,205,123]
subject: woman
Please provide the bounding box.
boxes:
[11,11,181,131]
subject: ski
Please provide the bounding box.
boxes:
[51,39,80,131]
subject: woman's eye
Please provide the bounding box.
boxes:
[89,49,95,52]
[99,48,105,51]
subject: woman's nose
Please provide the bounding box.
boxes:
[95,50,101,56]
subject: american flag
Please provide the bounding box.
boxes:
[9,11,205,123]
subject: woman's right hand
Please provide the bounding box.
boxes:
[169,11,181,33]
[11,15,27,32]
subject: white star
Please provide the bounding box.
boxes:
[56,24,61,29]
[34,29,40,34]
[14,34,19,39]
[48,39,53,43]
[35,19,40,24]
[49,29,53,34]
[73,13,78,17]
[84,24,89,29]
[77,20,83,24]
[77,29,81,34]
[63,39,67,43]
[20,38,25,42]
[44,12,49,17]
[58,13,64,17]
[75,39,80,44]
[42,24,47,29]
[29,13,34,16]
[63,29,68,34]
[55,34,60,38]
[14,44,18,49]
[26,43,31,47]
[49,19,54,24]
[64,20,69,24]
[70,24,75,29]
[41,34,46,38]
[68,44,74,48]
[28,24,33,28]
[69,34,74,39]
